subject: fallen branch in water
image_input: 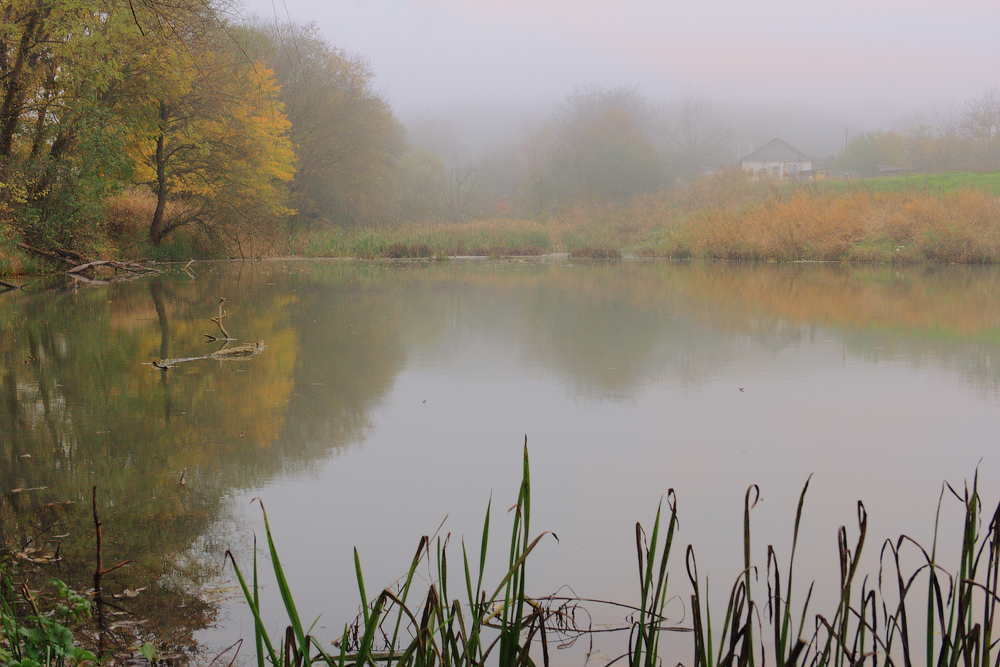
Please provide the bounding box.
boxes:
[153,340,265,369]
[0,278,20,291]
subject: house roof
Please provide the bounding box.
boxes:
[740,137,813,164]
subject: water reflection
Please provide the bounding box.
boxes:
[1,259,1000,661]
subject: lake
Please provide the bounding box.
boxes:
[2,258,999,664]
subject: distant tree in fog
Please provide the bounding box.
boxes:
[837,129,906,176]
[403,118,491,221]
[657,93,734,182]
[396,148,446,221]
[555,108,664,200]
[518,86,664,210]
[959,85,1000,170]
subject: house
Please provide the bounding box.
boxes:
[739,136,822,179]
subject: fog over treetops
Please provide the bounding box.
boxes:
[241,0,999,158]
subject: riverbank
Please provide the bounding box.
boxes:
[295,170,1000,263]
[3,170,1000,277]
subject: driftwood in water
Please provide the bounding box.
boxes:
[0,278,20,291]
[153,340,265,369]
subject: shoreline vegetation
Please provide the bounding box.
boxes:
[4,170,1000,279]
[227,445,1000,667]
[299,170,1000,264]
[4,0,1000,279]
[6,444,1000,665]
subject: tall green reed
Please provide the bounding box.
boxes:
[227,441,563,667]
[228,449,1000,667]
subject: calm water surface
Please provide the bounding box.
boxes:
[2,259,1000,663]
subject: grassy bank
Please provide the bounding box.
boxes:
[299,219,554,259]
[294,169,1000,264]
[6,171,1000,277]
[233,446,1000,667]
[818,171,1000,196]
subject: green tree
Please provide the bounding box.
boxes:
[0,0,138,247]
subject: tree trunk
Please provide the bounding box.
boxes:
[0,6,43,165]
[150,103,169,245]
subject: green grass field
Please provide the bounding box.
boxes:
[818,171,1000,196]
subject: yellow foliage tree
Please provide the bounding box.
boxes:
[126,30,295,247]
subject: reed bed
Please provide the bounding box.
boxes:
[292,170,1000,265]
[302,220,554,259]
[655,187,1000,264]
[229,443,1000,667]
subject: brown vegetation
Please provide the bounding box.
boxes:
[546,167,1000,264]
[657,175,1000,263]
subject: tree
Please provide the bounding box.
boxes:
[521,85,664,208]
[557,108,663,200]
[959,85,1000,170]
[0,0,137,245]
[243,22,405,227]
[396,147,446,221]
[406,117,490,221]
[0,0,248,249]
[657,93,733,183]
[124,24,295,246]
[838,129,906,177]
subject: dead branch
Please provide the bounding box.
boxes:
[207,297,233,341]
[67,260,111,274]
[19,242,83,267]
[93,485,133,657]
[0,278,20,291]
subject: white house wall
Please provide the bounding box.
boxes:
[742,160,813,178]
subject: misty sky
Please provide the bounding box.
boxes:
[240,0,998,117]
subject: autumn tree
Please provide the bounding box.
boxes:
[0,0,248,249]
[837,129,907,177]
[243,22,405,228]
[120,19,295,248]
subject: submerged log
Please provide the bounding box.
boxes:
[153,340,265,369]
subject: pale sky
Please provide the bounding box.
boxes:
[239,0,999,116]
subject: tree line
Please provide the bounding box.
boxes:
[838,86,1000,177]
[0,0,741,256]
[0,0,404,253]
[1,0,998,257]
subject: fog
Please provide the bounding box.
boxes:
[243,3,994,104]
